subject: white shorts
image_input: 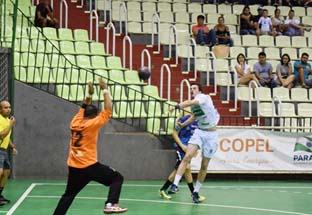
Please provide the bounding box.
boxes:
[188,128,218,158]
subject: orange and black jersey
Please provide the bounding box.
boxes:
[67,107,112,168]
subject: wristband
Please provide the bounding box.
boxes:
[175,104,180,110]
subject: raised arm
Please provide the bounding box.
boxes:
[99,78,112,111]
[0,116,15,139]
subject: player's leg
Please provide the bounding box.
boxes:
[169,144,198,193]
[0,150,11,205]
[88,162,127,214]
[192,130,218,203]
[159,169,176,200]
[53,167,90,215]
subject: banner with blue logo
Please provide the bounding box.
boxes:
[190,129,312,173]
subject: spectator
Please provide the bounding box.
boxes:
[258,9,277,36]
[252,6,263,36]
[294,53,312,88]
[271,8,286,35]
[214,16,234,47]
[192,15,216,47]
[235,53,260,86]
[276,54,295,89]
[283,10,311,36]
[34,0,58,28]
[254,52,277,88]
[239,6,256,35]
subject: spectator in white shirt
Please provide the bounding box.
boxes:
[258,9,276,36]
[283,9,311,36]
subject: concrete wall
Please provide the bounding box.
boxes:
[13,82,175,179]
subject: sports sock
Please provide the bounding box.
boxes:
[194,181,202,193]
[187,183,194,193]
[160,180,172,191]
[173,174,182,186]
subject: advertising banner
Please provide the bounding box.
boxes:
[190,129,312,173]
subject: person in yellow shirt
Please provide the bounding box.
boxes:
[53,78,128,215]
[0,100,17,206]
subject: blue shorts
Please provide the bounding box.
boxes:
[0,148,10,169]
[174,149,185,169]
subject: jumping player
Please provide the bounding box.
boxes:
[169,83,220,204]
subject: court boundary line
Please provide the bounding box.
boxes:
[7,183,37,215]
[35,183,312,189]
[27,195,312,215]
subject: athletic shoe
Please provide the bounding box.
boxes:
[168,184,179,194]
[0,196,10,205]
[192,192,200,204]
[103,203,128,214]
[159,190,172,200]
[198,195,206,202]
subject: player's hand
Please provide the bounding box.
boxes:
[12,148,18,155]
[10,116,16,126]
[99,78,107,90]
[88,82,94,95]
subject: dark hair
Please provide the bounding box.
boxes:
[281,53,291,65]
[197,15,205,20]
[190,83,203,92]
[236,53,246,63]
[274,8,280,14]
[242,5,250,11]
[218,16,224,21]
[289,9,294,13]
[258,51,266,57]
[84,104,98,118]
[263,9,268,13]
[302,52,309,58]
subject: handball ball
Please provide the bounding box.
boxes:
[138,66,151,80]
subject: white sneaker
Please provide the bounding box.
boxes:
[103,203,128,214]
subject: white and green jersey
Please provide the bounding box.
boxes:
[191,93,220,129]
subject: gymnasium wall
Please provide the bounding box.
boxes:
[12,81,175,180]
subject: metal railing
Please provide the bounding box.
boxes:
[159,64,171,101]
[140,49,151,85]
[105,22,116,56]
[89,9,99,42]
[118,2,127,35]
[168,25,178,65]
[59,0,68,28]
[122,35,132,70]
[207,51,217,95]
[180,79,191,103]
[150,12,160,54]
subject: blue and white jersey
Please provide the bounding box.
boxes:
[173,115,198,148]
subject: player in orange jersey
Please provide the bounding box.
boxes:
[53,78,128,215]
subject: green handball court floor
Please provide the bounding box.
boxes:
[1,180,311,215]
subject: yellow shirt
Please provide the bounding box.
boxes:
[0,115,11,149]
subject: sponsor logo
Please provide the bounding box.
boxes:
[293,136,312,163]
[219,138,273,152]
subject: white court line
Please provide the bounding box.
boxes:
[35,183,312,189]
[27,195,312,215]
[7,183,37,215]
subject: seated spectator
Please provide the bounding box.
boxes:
[192,15,216,47]
[294,53,312,88]
[283,10,311,36]
[276,54,295,89]
[239,6,256,35]
[258,9,277,36]
[254,52,277,88]
[271,8,286,35]
[235,53,260,86]
[34,0,58,28]
[252,6,263,36]
[214,16,233,47]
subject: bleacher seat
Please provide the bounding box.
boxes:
[273,87,290,101]
[291,88,309,101]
